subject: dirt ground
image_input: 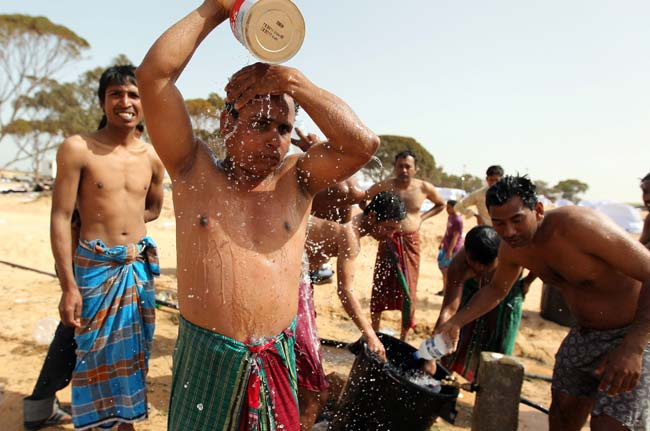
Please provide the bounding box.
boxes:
[1,190,627,430]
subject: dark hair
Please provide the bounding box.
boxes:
[486,165,504,177]
[223,98,300,120]
[364,191,407,222]
[96,65,138,130]
[394,150,417,166]
[464,226,501,265]
[486,175,538,210]
[642,173,650,182]
[447,199,457,206]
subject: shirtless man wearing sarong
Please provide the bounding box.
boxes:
[136,1,379,429]
[364,150,445,340]
[641,173,650,250]
[437,175,650,431]
[297,191,405,429]
[50,65,165,431]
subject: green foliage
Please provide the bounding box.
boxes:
[360,134,483,191]
[186,93,225,159]
[0,14,89,48]
[552,178,589,202]
[362,135,438,182]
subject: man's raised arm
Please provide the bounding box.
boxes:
[136,0,230,176]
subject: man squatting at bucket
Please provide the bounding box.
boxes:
[296,191,407,429]
[363,150,446,340]
[438,175,650,431]
[48,65,164,431]
[434,225,534,382]
[136,0,380,429]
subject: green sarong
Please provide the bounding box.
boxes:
[441,278,524,381]
[168,316,299,431]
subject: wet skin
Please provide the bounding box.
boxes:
[51,82,165,327]
[136,0,379,341]
[439,197,650,398]
[364,155,445,233]
[311,177,366,223]
[306,210,398,359]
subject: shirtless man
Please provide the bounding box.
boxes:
[293,129,367,283]
[364,150,445,339]
[641,173,650,250]
[135,1,379,429]
[454,164,504,226]
[50,65,164,431]
[296,191,405,429]
[437,176,650,431]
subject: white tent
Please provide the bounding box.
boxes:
[579,200,644,234]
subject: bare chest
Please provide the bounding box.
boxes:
[81,151,152,196]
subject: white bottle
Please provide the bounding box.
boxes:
[415,334,453,360]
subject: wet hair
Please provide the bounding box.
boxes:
[464,225,501,265]
[486,175,538,210]
[394,150,417,166]
[642,173,650,183]
[96,65,138,130]
[447,199,457,206]
[223,98,300,120]
[363,191,407,222]
[486,165,504,177]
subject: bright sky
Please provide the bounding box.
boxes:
[2,0,649,202]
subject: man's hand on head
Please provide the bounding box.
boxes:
[291,128,320,152]
[225,63,302,110]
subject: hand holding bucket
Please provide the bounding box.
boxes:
[227,0,305,63]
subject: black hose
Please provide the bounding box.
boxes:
[0,260,56,278]
[520,396,549,415]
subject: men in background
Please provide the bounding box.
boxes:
[641,173,650,250]
[136,1,379,429]
[437,200,463,296]
[50,65,164,431]
[435,225,526,381]
[365,150,445,340]
[454,165,504,226]
[292,128,366,283]
[297,191,405,430]
[437,176,650,431]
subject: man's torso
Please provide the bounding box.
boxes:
[76,134,153,247]
[375,178,426,233]
[173,147,312,341]
[507,212,640,330]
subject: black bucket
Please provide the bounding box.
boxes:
[328,333,458,431]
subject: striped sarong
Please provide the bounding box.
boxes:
[71,237,159,430]
[169,316,299,431]
[371,232,420,329]
[441,278,524,382]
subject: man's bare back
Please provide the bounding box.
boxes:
[498,207,644,330]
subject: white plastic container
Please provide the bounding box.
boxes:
[415,333,453,360]
[230,0,305,63]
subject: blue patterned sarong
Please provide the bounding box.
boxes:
[71,237,159,430]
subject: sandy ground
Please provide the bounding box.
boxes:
[0,191,616,430]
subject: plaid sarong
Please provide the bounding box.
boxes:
[169,316,299,431]
[71,237,159,430]
[371,232,420,329]
[441,278,523,382]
